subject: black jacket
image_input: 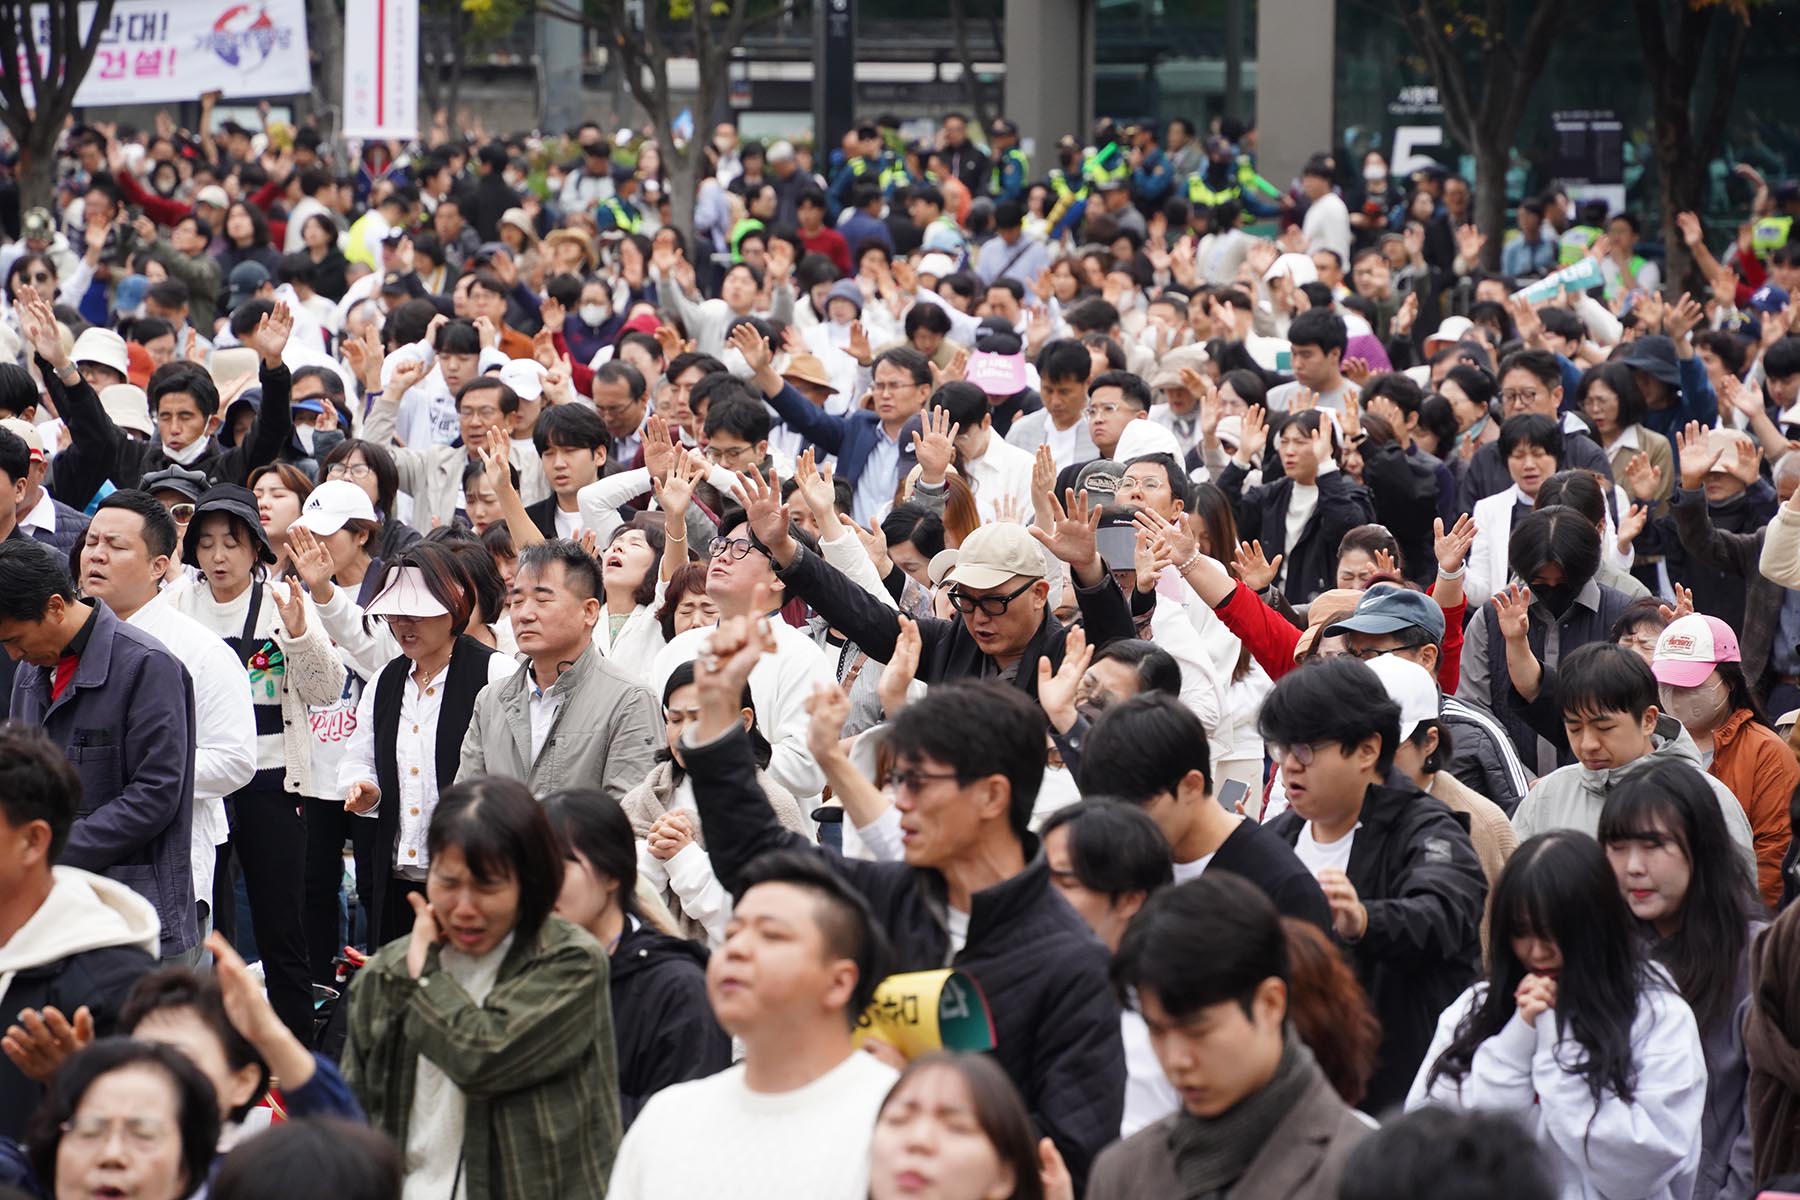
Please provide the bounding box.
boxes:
[775,543,1138,697]
[685,725,1125,1191]
[1217,463,1375,605]
[610,920,731,1129]
[1210,819,1333,930]
[1358,438,1441,586]
[1266,782,1487,1113]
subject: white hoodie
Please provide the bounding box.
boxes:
[0,868,160,1008]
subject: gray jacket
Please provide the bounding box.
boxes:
[1004,409,1098,461]
[1512,718,1758,873]
[458,649,662,801]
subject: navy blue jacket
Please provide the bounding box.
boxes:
[10,601,198,956]
[762,381,919,491]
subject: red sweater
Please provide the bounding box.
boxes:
[798,227,852,275]
[1213,579,1465,694]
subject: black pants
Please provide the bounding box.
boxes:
[224,788,313,1046]
[376,876,428,949]
[302,795,381,985]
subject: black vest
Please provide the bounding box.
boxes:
[371,635,497,880]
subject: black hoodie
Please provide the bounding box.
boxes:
[610,919,731,1128]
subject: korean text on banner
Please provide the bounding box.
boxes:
[17,1,312,107]
[342,0,419,141]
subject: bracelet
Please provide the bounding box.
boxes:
[667,527,686,541]
[1437,563,1466,580]
[1176,549,1203,575]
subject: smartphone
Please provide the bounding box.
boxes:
[1094,526,1139,571]
[1217,779,1250,813]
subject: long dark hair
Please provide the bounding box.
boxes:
[875,1053,1044,1200]
[1599,759,1758,1033]
[1427,831,1652,1111]
[660,660,770,775]
[541,788,639,919]
[322,438,401,521]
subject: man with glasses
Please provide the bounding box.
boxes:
[735,467,1135,699]
[366,374,514,530]
[1458,349,1612,511]
[1257,655,1487,1113]
[650,505,834,800]
[591,361,650,468]
[736,325,926,523]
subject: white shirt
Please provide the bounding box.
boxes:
[609,1053,898,1200]
[1301,191,1353,264]
[1171,853,1217,884]
[1121,1010,1180,1137]
[553,504,582,540]
[652,619,836,799]
[960,434,1036,523]
[125,593,258,914]
[16,492,55,535]
[338,653,517,872]
[405,934,515,1200]
[1044,418,1084,474]
[1294,821,1357,877]
[945,905,971,956]
[284,196,331,253]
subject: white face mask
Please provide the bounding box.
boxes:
[165,434,211,466]
[295,424,315,454]
[578,304,610,327]
[1364,164,1387,183]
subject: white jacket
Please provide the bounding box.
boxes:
[0,868,160,1008]
[1408,974,1706,1200]
[1468,483,1634,606]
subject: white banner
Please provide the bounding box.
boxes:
[17,1,312,106]
[342,0,418,141]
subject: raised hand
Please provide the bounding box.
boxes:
[1434,514,1477,576]
[846,319,873,367]
[1029,488,1103,575]
[1341,356,1372,387]
[1035,625,1091,735]
[849,515,892,577]
[1622,451,1661,502]
[805,681,854,762]
[1658,583,1696,624]
[386,355,430,398]
[1718,372,1763,420]
[1133,527,1172,593]
[890,257,918,296]
[878,616,923,718]
[1132,505,1198,567]
[1510,296,1545,349]
[1728,437,1763,486]
[641,412,678,482]
[1665,292,1705,342]
[1677,211,1705,248]
[1290,387,1318,413]
[1238,405,1269,463]
[1675,419,1723,489]
[1492,583,1533,643]
[791,448,838,521]
[991,494,1025,526]
[342,325,384,393]
[1231,539,1283,592]
[272,579,308,638]
[651,449,705,522]
[15,287,67,369]
[1391,291,1420,339]
[911,405,959,484]
[473,314,500,351]
[287,524,337,596]
[695,610,779,740]
[244,301,293,366]
[1454,223,1485,266]
[728,465,795,562]
[728,320,773,376]
[1030,443,1057,527]
[1617,502,1649,552]
[1,1006,93,1083]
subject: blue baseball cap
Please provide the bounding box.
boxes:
[1323,582,1445,644]
[1751,284,1789,315]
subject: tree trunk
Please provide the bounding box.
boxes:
[1654,100,1700,292]
[1473,142,1508,273]
[308,0,344,134]
[15,138,57,213]
[669,139,700,243]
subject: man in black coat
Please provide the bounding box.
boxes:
[1258,656,1487,1114]
[682,629,1125,1192]
[0,724,158,1138]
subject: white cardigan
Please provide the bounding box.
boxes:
[1467,483,1635,606]
[1407,975,1706,1200]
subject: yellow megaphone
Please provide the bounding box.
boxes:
[851,969,995,1061]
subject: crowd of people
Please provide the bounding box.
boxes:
[7,93,1800,1199]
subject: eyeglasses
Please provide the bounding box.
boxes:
[1269,741,1328,767]
[883,769,963,792]
[870,380,925,394]
[1499,389,1544,409]
[1084,402,1126,419]
[327,463,374,481]
[169,502,195,523]
[708,536,768,562]
[59,1116,171,1150]
[947,578,1036,616]
[459,404,504,421]
[1121,474,1169,492]
[703,443,757,464]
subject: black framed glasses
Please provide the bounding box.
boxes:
[947,578,1036,616]
[883,768,963,792]
[708,536,768,562]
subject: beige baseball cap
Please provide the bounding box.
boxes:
[943,522,1046,591]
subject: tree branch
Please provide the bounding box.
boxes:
[1492,0,1565,141]
[1399,0,1476,150]
[1697,5,1751,165]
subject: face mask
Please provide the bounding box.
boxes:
[1660,678,1730,732]
[578,304,610,327]
[165,434,212,466]
[295,425,315,454]
[1528,579,1579,617]
[1457,414,1488,448]
[1364,164,1387,183]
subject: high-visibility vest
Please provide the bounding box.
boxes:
[989,148,1030,197]
[1082,142,1129,187]
[1187,174,1242,207]
[1755,215,1793,257]
[599,198,641,234]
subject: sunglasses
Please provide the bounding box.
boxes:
[169,503,196,523]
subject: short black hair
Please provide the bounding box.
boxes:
[148,360,221,419]
[1362,371,1424,418]
[703,394,772,443]
[210,1118,403,1200]
[1123,453,1191,510]
[517,537,602,600]
[0,427,27,486]
[1763,336,1800,381]
[147,277,191,310]
[1039,800,1173,901]
[427,775,567,944]
[435,317,482,356]
[1443,361,1498,409]
[1064,298,1121,335]
[928,381,990,431]
[1036,338,1092,385]
[533,402,610,455]
[665,351,728,383]
[1497,348,1561,392]
[1093,638,1183,696]
[1498,412,1563,463]
[0,722,79,860]
[1086,369,1152,413]
[1081,692,1213,801]
[1339,1107,1557,1200]
[1112,872,1288,1020]
[1286,308,1348,359]
[0,539,75,622]
[1556,641,1658,722]
[1509,504,1601,595]
[228,298,275,338]
[730,850,892,1027]
[904,304,953,338]
[617,330,664,365]
[1258,656,1402,774]
[886,682,1046,841]
[593,359,646,399]
[120,968,269,1122]
[871,345,932,386]
[27,1039,220,1193]
[93,489,179,561]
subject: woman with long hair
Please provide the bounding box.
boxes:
[343,777,619,1200]
[336,543,513,944]
[169,485,345,1045]
[1651,613,1796,909]
[299,213,350,302]
[247,462,314,577]
[214,201,281,287]
[868,1053,1060,1200]
[1180,481,1272,791]
[1408,831,1707,1199]
[617,661,810,943]
[1600,760,1761,1200]
[543,788,730,1126]
[320,438,421,563]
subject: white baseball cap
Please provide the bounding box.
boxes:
[0,417,44,462]
[497,358,547,403]
[917,252,957,281]
[71,327,129,376]
[1364,654,1441,740]
[290,479,377,535]
[98,384,154,437]
[194,185,230,211]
